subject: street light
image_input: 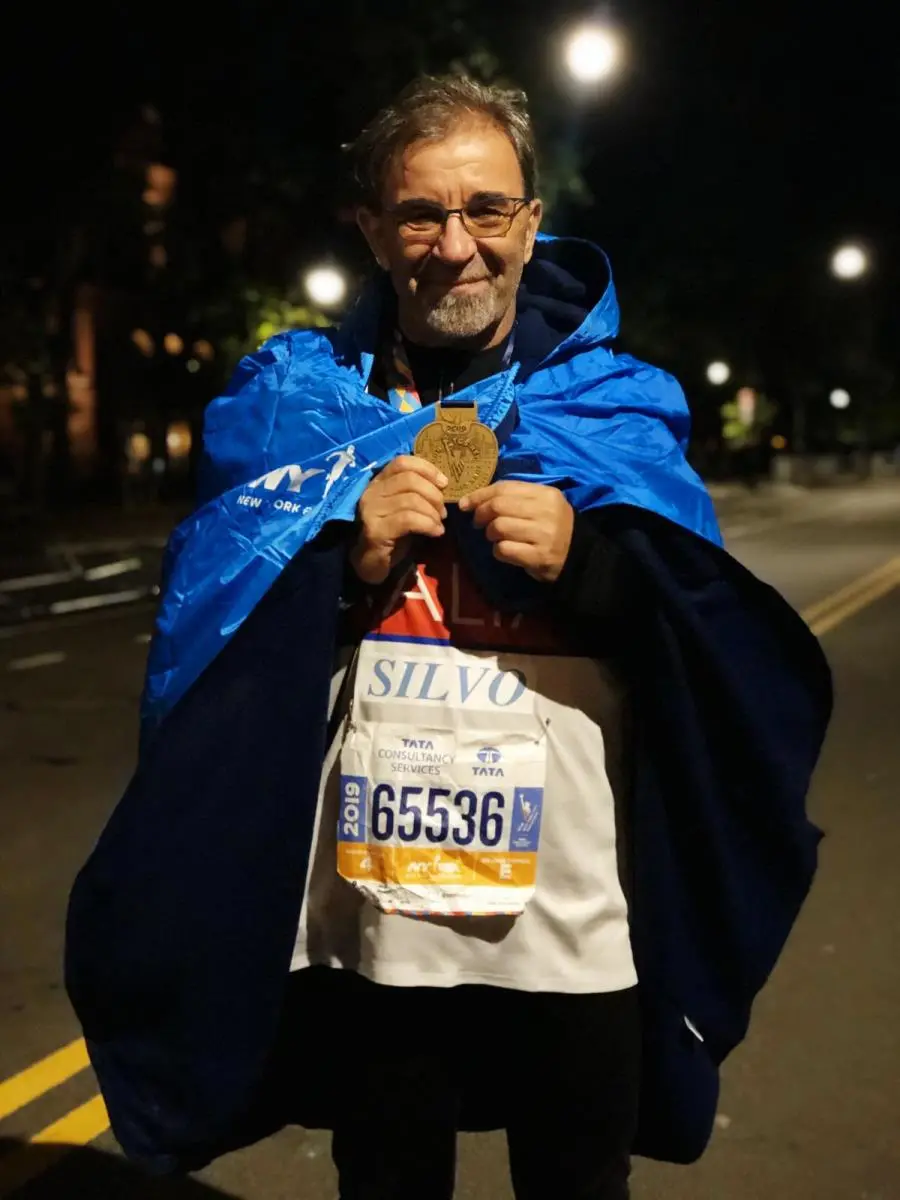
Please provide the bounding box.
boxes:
[706,361,731,386]
[829,388,851,410]
[304,265,348,308]
[830,243,869,280]
[563,24,624,85]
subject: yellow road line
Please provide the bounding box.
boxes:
[0,1097,110,1197]
[30,1094,110,1146]
[0,1039,90,1123]
[802,555,900,626]
[806,559,900,638]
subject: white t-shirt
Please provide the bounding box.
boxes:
[291,540,637,994]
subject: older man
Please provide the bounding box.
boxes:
[67,76,831,1200]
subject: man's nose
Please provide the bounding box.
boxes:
[432,213,478,264]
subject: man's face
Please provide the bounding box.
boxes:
[359,119,542,347]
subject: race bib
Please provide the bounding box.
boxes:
[338,640,548,916]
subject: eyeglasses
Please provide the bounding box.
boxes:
[386,196,532,243]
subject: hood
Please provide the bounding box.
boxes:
[335,233,620,380]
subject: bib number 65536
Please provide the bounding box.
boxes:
[344,781,505,848]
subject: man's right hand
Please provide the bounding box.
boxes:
[349,455,448,585]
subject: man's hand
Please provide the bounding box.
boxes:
[459,481,574,583]
[350,456,448,585]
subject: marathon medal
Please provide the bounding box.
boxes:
[414,402,499,502]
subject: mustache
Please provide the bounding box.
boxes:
[417,271,492,286]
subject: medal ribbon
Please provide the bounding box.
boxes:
[383,327,517,413]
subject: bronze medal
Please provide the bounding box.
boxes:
[414,403,499,502]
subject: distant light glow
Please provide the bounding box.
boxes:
[771,435,788,451]
[166,421,193,458]
[563,25,623,84]
[131,329,154,357]
[830,388,851,410]
[127,432,151,463]
[163,333,184,355]
[304,266,348,308]
[186,358,201,373]
[706,360,731,386]
[830,244,869,280]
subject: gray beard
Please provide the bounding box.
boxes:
[421,287,504,341]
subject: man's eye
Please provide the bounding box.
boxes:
[401,207,443,226]
[468,203,505,218]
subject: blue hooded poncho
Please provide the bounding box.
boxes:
[65,236,832,1174]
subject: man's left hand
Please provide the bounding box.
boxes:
[459,481,574,583]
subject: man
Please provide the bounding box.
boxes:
[66,76,832,1199]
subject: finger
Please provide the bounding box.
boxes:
[458,480,539,511]
[483,516,542,545]
[384,510,445,539]
[370,493,445,528]
[491,540,543,570]
[382,455,449,490]
[469,492,538,528]
[375,472,448,517]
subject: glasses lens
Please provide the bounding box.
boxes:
[396,204,444,240]
[463,199,519,235]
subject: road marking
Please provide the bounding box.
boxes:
[82,556,142,582]
[0,1039,90,1121]
[6,651,67,672]
[0,600,157,640]
[30,1094,110,1146]
[49,587,151,615]
[803,556,900,637]
[0,570,78,594]
[0,1096,109,1197]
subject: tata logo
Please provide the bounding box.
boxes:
[474,747,504,777]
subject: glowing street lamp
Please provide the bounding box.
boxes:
[563,24,624,86]
[830,243,869,281]
[829,388,851,410]
[706,361,731,386]
[304,265,348,308]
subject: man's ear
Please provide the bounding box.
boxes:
[523,199,543,264]
[357,208,389,271]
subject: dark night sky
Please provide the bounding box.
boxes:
[3,0,898,295]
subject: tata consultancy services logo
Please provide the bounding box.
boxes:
[474,746,504,777]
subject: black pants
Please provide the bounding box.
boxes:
[318,974,641,1200]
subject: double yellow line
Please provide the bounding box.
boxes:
[1,556,899,1196]
[0,1040,108,1194]
[803,555,900,638]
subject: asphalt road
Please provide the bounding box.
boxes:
[1,482,898,1200]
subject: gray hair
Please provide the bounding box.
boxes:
[347,74,538,209]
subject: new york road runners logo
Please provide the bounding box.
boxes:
[237,445,359,512]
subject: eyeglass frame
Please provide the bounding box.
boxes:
[383,195,535,243]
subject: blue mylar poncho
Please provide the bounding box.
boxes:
[65,235,832,1174]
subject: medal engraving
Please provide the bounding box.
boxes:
[414,404,499,501]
